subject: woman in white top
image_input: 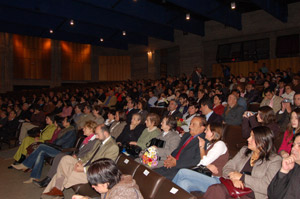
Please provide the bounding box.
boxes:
[281,84,295,104]
[181,102,199,132]
[172,123,229,193]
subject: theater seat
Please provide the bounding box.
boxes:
[222,125,246,158]
[153,178,196,199]
[132,164,165,199]
[116,153,140,176]
[72,183,100,198]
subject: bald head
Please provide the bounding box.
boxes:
[227,94,237,108]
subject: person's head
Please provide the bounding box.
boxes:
[291,133,300,163]
[200,98,213,115]
[289,108,300,132]
[205,123,224,144]
[264,87,275,100]
[187,101,198,115]
[161,116,177,132]
[131,113,142,126]
[74,104,83,114]
[145,113,160,128]
[33,104,42,114]
[294,93,300,107]
[285,84,293,94]
[168,99,178,112]
[62,116,72,128]
[92,105,103,116]
[45,114,55,125]
[213,94,223,106]
[115,111,126,122]
[95,125,110,141]
[64,100,72,107]
[197,89,205,100]
[292,76,300,86]
[264,81,270,89]
[246,83,254,92]
[8,110,16,119]
[83,105,92,114]
[137,100,147,111]
[148,90,154,98]
[231,89,240,99]
[256,106,276,125]
[227,94,238,108]
[189,116,206,136]
[108,90,114,96]
[107,110,116,121]
[83,120,98,136]
[87,158,122,194]
[127,99,135,109]
[22,103,29,111]
[246,126,276,162]
[179,93,188,105]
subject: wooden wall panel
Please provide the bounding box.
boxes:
[13,34,51,79]
[61,41,91,81]
[212,57,300,77]
[99,56,131,81]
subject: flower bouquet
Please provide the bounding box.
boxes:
[176,118,187,136]
[142,146,158,168]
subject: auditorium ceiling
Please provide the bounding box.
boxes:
[0,0,298,49]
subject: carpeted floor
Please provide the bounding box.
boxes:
[0,147,75,199]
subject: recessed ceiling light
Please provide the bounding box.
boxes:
[231,2,236,10]
[186,13,190,20]
[100,38,104,42]
[49,29,53,34]
[70,19,74,26]
[122,31,126,36]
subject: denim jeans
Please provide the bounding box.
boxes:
[22,144,60,179]
[172,168,221,193]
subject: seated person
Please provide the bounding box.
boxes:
[268,132,300,199]
[278,108,300,158]
[0,110,19,142]
[203,126,281,199]
[41,126,119,198]
[181,102,200,132]
[109,110,127,139]
[243,106,280,139]
[129,113,161,150]
[91,105,104,125]
[154,116,206,180]
[72,158,143,199]
[260,87,283,114]
[140,116,181,168]
[213,94,225,116]
[222,94,244,125]
[11,117,77,183]
[116,113,145,147]
[13,114,56,163]
[172,123,229,193]
[200,98,223,124]
[33,120,98,188]
[18,105,46,143]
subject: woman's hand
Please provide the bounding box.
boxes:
[232,179,244,189]
[243,111,253,118]
[229,171,242,180]
[207,164,218,175]
[198,136,205,149]
[72,195,89,199]
[129,141,137,146]
[280,150,289,158]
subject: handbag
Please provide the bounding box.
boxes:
[125,144,142,158]
[26,142,42,155]
[219,177,252,198]
[146,138,166,148]
[190,165,212,177]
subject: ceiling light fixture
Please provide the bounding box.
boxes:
[100,38,104,42]
[70,19,74,26]
[122,31,126,36]
[186,13,190,20]
[49,29,53,34]
[231,2,236,10]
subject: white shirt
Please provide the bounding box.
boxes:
[197,140,228,166]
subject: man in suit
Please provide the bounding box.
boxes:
[260,87,283,113]
[41,125,119,198]
[163,99,183,119]
[154,116,206,180]
[245,83,260,104]
[222,94,244,125]
[200,98,223,124]
[125,99,138,124]
[101,89,117,109]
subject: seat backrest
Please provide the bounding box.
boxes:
[153,178,196,199]
[116,153,140,176]
[72,183,100,198]
[247,103,260,112]
[222,124,246,158]
[132,164,165,199]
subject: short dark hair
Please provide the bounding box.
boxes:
[87,158,122,189]
[179,93,188,100]
[264,87,274,94]
[117,110,126,122]
[200,98,213,110]
[258,106,276,125]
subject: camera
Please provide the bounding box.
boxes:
[282,99,291,103]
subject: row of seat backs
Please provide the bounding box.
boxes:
[115,153,196,199]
